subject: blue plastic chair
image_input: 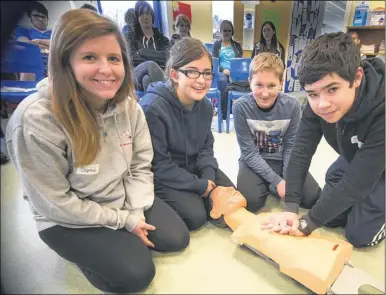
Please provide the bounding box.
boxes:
[136,90,145,101]
[204,43,214,54]
[1,41,44,104]
[226,58,252,133]
[206,57,222,133]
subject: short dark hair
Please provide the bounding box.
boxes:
[80,3,98,12]
[166,38,212,79]
[135,1,154,23]
[27,1,48,18]
[298,32,361,88]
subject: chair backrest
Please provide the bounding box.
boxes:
[204,43,214,53]
[211,57,220,88]
[1,41,44,81]
[230,58,252,81]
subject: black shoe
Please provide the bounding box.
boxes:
[0,152,9,165]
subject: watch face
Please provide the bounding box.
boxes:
[299,219,307,230]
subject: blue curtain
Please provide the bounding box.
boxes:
[152,1,163,34]
[96,0,103,14]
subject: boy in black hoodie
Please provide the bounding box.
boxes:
[261,32,385,248]
[125,1,170,69]
[140,38,235,231]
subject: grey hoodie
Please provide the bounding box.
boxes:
[6,78,154,232]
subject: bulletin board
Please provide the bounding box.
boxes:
[172,1,192,22]
[262,9,281,35]
[284,0,326,93]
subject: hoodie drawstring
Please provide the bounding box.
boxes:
[101,115,107,142]
[142,36,156,51]
[114,113,132,177]
[181,108,188,168]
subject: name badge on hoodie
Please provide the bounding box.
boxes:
[351,135,364,148]
[76,164,100,175]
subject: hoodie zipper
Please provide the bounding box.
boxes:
[336,123,347,158]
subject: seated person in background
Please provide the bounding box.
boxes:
[262,32,385,248]
[140,38,235,231]
[251,21,285,67]
[212,20,243,99]
[123,4,165,92]
[349,31,366,59]
[80,3,98,12]
[233,53,320,213]
[170,14,191,46]
[122,8,136,35]
[15,1,51,80]
[125,1,170,69]
[6,9,189,293]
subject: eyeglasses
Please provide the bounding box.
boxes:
[222,30,232,33]
[178,69,214,80]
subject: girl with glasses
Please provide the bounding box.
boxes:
[140,38,235,231]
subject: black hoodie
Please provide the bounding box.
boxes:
[140,80,218,195]
[285,58,385,231]
[125,27,170,68]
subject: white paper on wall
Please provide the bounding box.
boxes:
[289,78,295,92]
[294,38,299,54]
[286,67,292,82]
[294,80,301,92]
[288,45,294,61]
[297,2,303,18]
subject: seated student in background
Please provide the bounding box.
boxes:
[80,3,98,12]
[212,20,243,103]
[6,9,189,293]
[140,38,235,231]
[251,21,285,67]
[122,8,136,35]
[125,1,170,69]
[233,53,320,212]
[15,1,51,80]
[170,14,191,46]
[262,32,385,248]
[123,4,165,92]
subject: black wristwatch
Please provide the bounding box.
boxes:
[298,218,312,236]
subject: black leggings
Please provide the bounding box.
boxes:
[155,169,235,230]
[39,197,189,293]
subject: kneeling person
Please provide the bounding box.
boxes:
[140,38,235,231]
[233,53,320,212]
[262,32,385,248]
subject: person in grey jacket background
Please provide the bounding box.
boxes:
[6,9,189,294]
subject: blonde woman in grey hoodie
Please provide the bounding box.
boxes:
[6,9,189,294]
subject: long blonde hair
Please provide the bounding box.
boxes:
[49,9,137,167]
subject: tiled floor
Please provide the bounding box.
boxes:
[1,118,384,294]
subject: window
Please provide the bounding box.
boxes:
[212,1,234,40]
[99,0,153,29]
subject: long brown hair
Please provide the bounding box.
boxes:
[49,9,137,167]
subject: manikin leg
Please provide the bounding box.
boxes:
[209,186,385,295]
